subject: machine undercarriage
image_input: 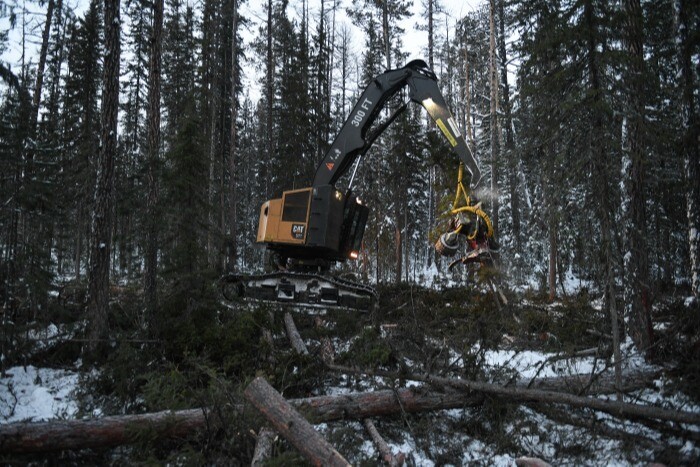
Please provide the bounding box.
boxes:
[220,269,377,311]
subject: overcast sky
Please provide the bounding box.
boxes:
[238,0,483,99]
[1,0,484,101]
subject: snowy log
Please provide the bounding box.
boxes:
[244,377,350,467]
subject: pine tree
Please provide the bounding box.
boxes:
[59,0,102,282]
[675,0,700,300]
[145,0,163,317]
[87,0,120,351]
[621,0,654,350]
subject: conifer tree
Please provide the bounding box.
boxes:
[621,0,654,350]
[87,0,120,350]
[145,0,163,316]
[61,0,102,281]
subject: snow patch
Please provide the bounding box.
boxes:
[1,366,79,423]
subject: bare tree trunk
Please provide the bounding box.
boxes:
[622,0,654,352]
[498,0,521,254]
[363,419,405,466]
[251,427,276,466]
[244,377,351,467]
[266,0,274,194]
[583,0,622,396]
[381,2,391,70]
[87,0,120,351]
[145,0,164,319]
[676,0,700,300]
[227,0,239,271]
[31,0,55,131]
[284,312,309,355]
[428,0,434,70]
[489,0,500,235]
[548,213,557,302]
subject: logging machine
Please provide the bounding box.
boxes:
[222,60,496,310]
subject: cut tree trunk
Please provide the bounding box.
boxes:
[363,419,405,466]
[284,312,309,355]
[244,377,350,467]
[251,427,276,466]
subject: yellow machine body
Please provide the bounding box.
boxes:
[257,187,312,246]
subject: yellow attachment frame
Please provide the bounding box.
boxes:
[450,163,494,240]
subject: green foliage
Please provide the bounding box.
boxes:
[340,326,394,368]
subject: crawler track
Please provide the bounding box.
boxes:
[220,271,377,311]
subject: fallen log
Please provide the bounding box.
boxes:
[284,312,309,355]
[423,373,700,425]
[0,387,481,453]
[327,365,700,426]
[251,427,276,466]
[244,377,349,467]
[515,457,552,467]
[363,419,405,467]
[0,408,210,454]
[0,367,668,454]
[327,363,659,396]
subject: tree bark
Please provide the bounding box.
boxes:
[244,377,351,467]
[145,0,164,318]
[363,419,405,466]
[622,0,654,351]
[498,0,521,254]
[329,365,700,425]
[266,0,274,197]
[284,312,309,355]
[489,0,500,235]
[676,0,700,300]
[227,0,239,271]
[31,0,55,131]
[87,0,120,350]
[583,0,623,397]
[427,0,434,70]
[251,427,276,466]
[548,211,557,302]
[0,368,663,454]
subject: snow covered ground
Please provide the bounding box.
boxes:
[1,365,79,423]
[1,315,698,464]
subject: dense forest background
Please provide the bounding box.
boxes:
[0,0,698,355]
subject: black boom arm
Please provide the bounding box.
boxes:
[312,59,482,189]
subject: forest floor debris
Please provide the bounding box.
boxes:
[0,281,699,465]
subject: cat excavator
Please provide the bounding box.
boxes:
[221,59,496,310]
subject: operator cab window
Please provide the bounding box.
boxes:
[282,190,310,222]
